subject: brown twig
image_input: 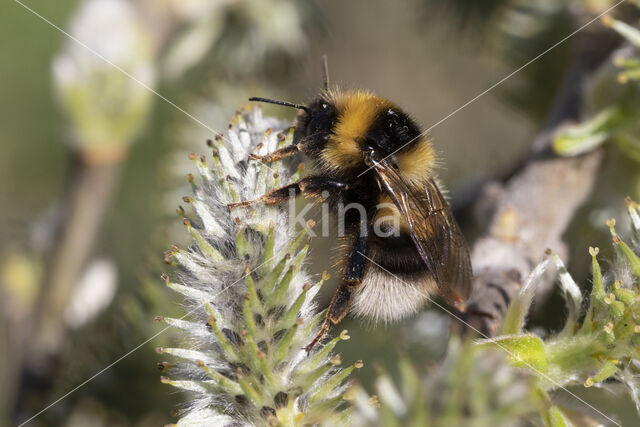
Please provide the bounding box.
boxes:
[31,154,123,355]
[459,150,603,336]
[454,19,624,337]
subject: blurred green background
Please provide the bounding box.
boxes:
[1,0,639,425]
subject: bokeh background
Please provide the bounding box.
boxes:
[2,0,639,425]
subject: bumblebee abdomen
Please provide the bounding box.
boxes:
[352,265,437,323]
[348,233,437,323]
[369,233,430,275]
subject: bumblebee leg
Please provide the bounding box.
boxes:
[305,230,368,353]
[249,134,329,163]
[344,231,368,284]
[227,182,301,210]
[305,282,356,353]
[249,144,299,162]
[228,176,348,210]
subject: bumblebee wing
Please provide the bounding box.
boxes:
[367,154,472,304]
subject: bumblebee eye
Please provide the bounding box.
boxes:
[306,101,335,135]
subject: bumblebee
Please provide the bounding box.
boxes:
[229,58,472,351]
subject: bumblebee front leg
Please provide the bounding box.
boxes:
[250,134,328,163]
[249,144,299,162]
[227,176,348,210]
[305,232,368,353]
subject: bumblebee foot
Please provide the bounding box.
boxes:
[303,336,322,354]
[303,342,315,354]
[304,319,330,354]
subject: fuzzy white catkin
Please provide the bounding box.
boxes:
[160,107,358,426]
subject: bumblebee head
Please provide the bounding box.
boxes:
[310,90,424,172]
[245,95,336,155]
[248,56,431,177]
[298,97,338,138]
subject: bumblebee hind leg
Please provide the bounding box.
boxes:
[305,283,357,353]
[305,231,368,353]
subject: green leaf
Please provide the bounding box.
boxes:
[585,361,618,387]
[614,130,640,163]
[478,334,548,372]
[545,406,569,427]
[501,261,548,335]
[613,234,640,278]
[604,16,640,48]
[552,107,620,156]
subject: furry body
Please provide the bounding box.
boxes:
[231,87,472,351]
[297,90,440,321]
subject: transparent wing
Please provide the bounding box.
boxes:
[366,152,472,304]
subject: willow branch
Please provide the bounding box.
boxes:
[454,22,623,337]
[30,154,123,358]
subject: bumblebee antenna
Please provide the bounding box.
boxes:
[321,55,330,91]
[248,97,310,114]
